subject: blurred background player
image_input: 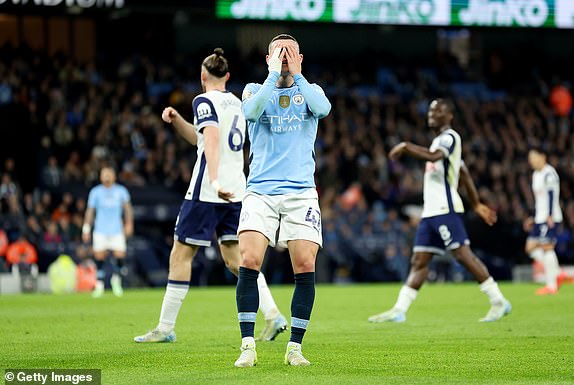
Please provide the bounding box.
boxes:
[368,99,511,324]
[233,34,331,368]
[134,48,286,344]
[82,166,133,298]
[524,147,572,295]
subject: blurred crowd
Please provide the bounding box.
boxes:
[1,43,574,283]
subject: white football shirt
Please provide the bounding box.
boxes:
[185,90,246,203]
[421,128,465,218]
[532,164,562,224]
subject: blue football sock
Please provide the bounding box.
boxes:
[236,267,260,338]
[290,272,315,344]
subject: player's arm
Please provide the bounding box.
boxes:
[123,200,134,237]
[389,142,444,162]
[203,125,234,202]
[284,44,331,118]
[459,162,497,226]
[293,76,331,118]
[162,106,198,145]
[242,47,285,121]
[82,207,95,243]
[545,173,556,228]
[192,95,234,201]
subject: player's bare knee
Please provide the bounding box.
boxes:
[410,254,428,271]
[293,258,315,274]
[224,258,240,275]
[525,241,536,254]
[169,247,193,270]
[240,251,262,270]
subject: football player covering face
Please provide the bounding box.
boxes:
[235,34,331,367]
[266,39,303,87]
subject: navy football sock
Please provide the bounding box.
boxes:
[290,272,315,344]
[115,258,127,277]
[236,267,260,339]
[95,259,105,281]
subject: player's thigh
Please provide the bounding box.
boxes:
[93,251,107,261]
[170,240,199,265]
[93,233,126,259]
[174,200,217,247]
[410,251,434,270]
[110,234,127,257]
[433,214,470,251]
[168,240,198,280]
[287,239,319,274]
[450,244,476,262]
[278,190,322,249]
[527,223,557,252]
[238,231,268,270]
[237,192,280,247]
[413,218,446,258]
[92,233,108,258]
[525,238,540,254]
[219,240,240,275]
[215,202,241,244]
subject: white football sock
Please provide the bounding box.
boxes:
[543,250,559,290]
[158,282,189,332]
[287,341,301,349]
[394,285,418,313]
[257,272,279,320]
[529,248,544,261]
[479,276,505,304]
[242,337,255,348]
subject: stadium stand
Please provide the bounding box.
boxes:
[1,43,573,285]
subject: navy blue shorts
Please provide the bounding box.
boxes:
[528,223,558,244]
[413,213,470,255]
[174,200,241,246]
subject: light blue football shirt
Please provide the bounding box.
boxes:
[87,184,130,235]
[242,72,331,195]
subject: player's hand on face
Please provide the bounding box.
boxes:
[474,203,497,226]
[217,190,235,202]
[523,217,534,232]
[389,142,407,160]
[268,46,285,74]
[162,107,178,123]
[284,44,302,76]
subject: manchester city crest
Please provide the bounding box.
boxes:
[279,95,290,108]
[293,94,304,105]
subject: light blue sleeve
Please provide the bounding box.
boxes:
[242,72,280,122]
[87,188,97,209]
[293,74,331,119]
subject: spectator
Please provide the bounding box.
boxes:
[41,156,63,189]
[6,234,38,267]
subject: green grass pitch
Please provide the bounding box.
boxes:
[1,283,573,385]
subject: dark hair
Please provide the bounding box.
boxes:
[529,146,547,156]
[268,34,298,52]
[202,48,229,78]
[435,98,456,115]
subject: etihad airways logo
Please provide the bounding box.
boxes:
[260,113,310,125]
[260,112,311,133]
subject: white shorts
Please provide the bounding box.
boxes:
[238,189,322,248]
[93,233,127,253]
